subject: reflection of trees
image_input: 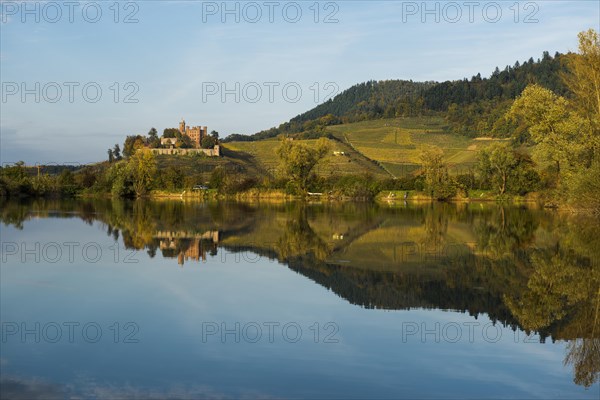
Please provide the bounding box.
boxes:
[504,242,600,387]
[277,205,330,261]
[474,206,538,258]
[420,203,449,251]
[0,198,29,229]
[2,198,599,386]
[126,200,157,249]
[565,338,600,387]
[505,252,595,331]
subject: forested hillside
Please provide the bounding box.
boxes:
[223,51,569,142]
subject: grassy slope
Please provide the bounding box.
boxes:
[157,116,507,182]
[327,116,508,177]
[222,137,389,179]
[154,149,263,183]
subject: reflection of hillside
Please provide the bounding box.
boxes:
[287,254,522,324]
[2,198,598,386]
[218,203,386,262]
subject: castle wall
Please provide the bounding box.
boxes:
[150,145,220,157]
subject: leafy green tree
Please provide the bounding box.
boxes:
[506,84,586,181]
[123,135,146,158]
[163,128,180,138]
[562,29,600,142]
[109,162,134,197]
[210,130,219,140]
[477,143,518,195]
[147,127,160,148]
[567,158,600,211]
[277,138,330,194]
[128,150,157,197]
[505,30,600,210]
[159,166,185,191]
[58,169,77,195]
[113,144,122,160]
[201,136,217,149]
[0,161,33,196]
[419,146,456,200]
[58,169,75,186]
[209,166,227,190]
[107,148,114,163]
[175,132,193,148]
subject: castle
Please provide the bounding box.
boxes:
[154,118,220,157]
[179,119,207,148]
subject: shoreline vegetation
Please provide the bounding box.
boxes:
[88,188,547,208]
[1,29,598,215]
[147,188,541,202]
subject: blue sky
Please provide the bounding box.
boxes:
[1,0,599,164]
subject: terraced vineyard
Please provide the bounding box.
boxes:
[222,116,508,179]
[223,137,389,179]
[326,117,507,177]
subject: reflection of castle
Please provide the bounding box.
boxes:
[156,230,219,266]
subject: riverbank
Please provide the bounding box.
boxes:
[375,190,543,204]
[146,188,544,204]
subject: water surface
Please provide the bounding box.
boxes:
[1,199,598,399]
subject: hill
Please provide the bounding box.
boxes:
[326,116,508,177]
[222,116,507,179]
[222,137,390,179]
[222,50,568,143]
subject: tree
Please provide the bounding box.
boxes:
[147,127,160,148]
[123,135,146,158]
[562,29,600,143]
[201,136,217,149]
[58,169,77,195]
[128,150,157,197]
[478,143,518,195]
[159,166,185,191]
[505,30,600,210]
[419,146,456,200]
[109,162,134,197]
[107,148,114,163]
[276,138,330,194]
[163,128,180,138]
[77,166,98,189]
[567,158,600,212]
[175,132,193,148]
[113,144,122,161]
[210,130,219,140]
[506,84,587,184]
[58,169,75,187]
[209,166,227,190]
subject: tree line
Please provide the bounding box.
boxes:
[223,50,569,142]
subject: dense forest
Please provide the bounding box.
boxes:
[223,51,569,142]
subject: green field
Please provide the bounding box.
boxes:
[181,116,509,182]
[223,137,389,178]
[326,117,508,177]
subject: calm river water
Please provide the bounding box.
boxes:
[1,198,598,399]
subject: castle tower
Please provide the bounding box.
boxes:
[179,119,186,134]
